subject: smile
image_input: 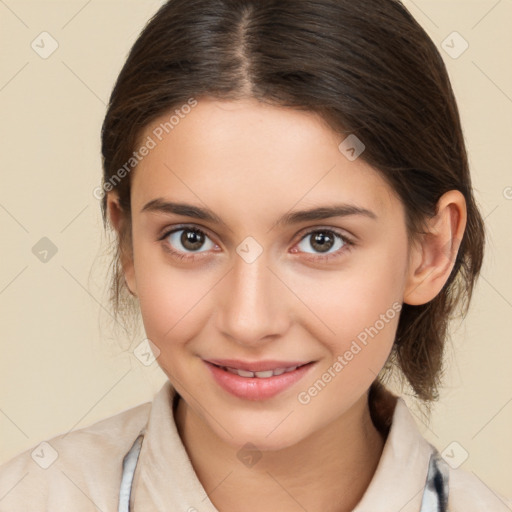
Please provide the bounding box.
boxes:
[215,363,308,378]
[204,360,316,400]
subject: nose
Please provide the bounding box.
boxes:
[215,248,291,347]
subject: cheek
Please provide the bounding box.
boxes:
[132,240,214,353]
[293,272,403,415]
[289,239,408,370]
[300,271,403,334]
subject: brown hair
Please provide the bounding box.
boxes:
[100,0,485,402]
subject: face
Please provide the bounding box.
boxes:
[118,98,413,450]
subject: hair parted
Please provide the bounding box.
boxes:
[100,0,485,403]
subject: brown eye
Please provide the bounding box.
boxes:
[181,229,205,251]
[292,228,354,261]
[164,227,215,254]
[296,229,349,257]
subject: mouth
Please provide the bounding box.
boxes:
[203,359,316,401]
[209,362,312,378]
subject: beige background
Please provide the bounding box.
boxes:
[1,0,511,499]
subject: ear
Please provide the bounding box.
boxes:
[403,190,467,305]
[106,192,137,297]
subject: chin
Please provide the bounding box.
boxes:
[212,410,311,451]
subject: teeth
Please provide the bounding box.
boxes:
[237,369,255,378]
[223,365,301,378]
[254,370,274,378]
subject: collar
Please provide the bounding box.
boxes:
[131,381,436,511]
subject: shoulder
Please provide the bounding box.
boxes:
[0,399,152,512]
[388,394,512,511]
[447,464,512,511]
[364,389,511,511]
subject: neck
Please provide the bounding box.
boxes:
[175,391,387,512]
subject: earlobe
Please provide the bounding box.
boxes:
[106,193,138,297]
[403,190,467,306]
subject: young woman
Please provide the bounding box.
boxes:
[1,0,510,510]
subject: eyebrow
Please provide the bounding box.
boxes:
[141,198,377,226]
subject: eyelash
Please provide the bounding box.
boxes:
[158,225,354,263]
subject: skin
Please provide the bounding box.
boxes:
[107,98,466,512]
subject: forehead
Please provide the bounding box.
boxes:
[131,98,401,224]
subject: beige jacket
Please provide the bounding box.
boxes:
[0,380,510,511]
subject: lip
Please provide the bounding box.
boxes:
[205,358,311,372]
[204,360,315,401]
